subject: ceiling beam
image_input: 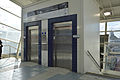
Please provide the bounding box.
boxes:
[95,0,107,19]
[100,4,120,20]
[100,16,120,22]
[108,0,114,16]
[103,3,120,9]
[102,5,120,11]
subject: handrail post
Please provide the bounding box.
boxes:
[9,46,10,57]
[16,37,21,59]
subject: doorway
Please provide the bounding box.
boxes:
[48,14,77,72]
[24,21,41,64]
[53,22,72,70]
[27,26,39,63]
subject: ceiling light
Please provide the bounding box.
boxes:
[104,12,111,16]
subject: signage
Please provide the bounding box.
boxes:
[27,2,68,17]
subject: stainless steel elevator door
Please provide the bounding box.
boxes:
[28,26,39,63]
[53,22,72,70]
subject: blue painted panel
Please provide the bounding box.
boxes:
[48,22,53,66]
[24,24,28,61]
[72,15,77,72]
[38,22,42,65]
[48,14,77,72]
[24,21,42,64]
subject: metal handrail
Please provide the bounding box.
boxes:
[0,22,21,31]
[16,37,21,59]
[0,38,19,44]
[3,45,17,50]
[1,38,21,58]
[86,50,101,71]
[2,45,17,55]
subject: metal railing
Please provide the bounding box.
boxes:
[0,38,19,44]
[0,5,21,60]
[2,45,17,57]
[86,50,101,71]
[103,42,120,73]
[0,38,21,59]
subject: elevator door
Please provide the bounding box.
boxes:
[27,26,39,63]
[53,22,72,70]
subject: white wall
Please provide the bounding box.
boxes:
[21,0,100,74]
[83,0,100,73]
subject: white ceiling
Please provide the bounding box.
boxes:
[10,0,46,7]
[10,0,120,21]
[96,0,120,21]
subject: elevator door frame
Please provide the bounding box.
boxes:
[48,14,77,72]
[24,21,41,64]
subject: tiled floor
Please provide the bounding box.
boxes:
[0,58,120,80]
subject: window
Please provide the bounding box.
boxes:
[0,0,21,17]
[107,21,120,31]
[0,9,21,30]
[100,22,105,35]
[100,21,120,38]
[107,21,120,38]
[0,0,21,54]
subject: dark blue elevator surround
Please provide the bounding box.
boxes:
[24,21,42,64]
[48,14,77,72]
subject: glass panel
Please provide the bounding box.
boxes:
[0,9,21,30]
[105,43,120,72]
[2,40,18,55]
[0,24,21,55]
[100,22,105,31]
[114,32,120,38]
[104,21,120,72]
[0,0,21,57]
[107,21,120,31]
[105,32,120,42]
[106,55,120,71]
[0,24,21,42]
[107,32,120,38]
[0,0,21,17]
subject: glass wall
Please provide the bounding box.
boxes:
[104,43,120,72]
[107,21,120,39]
[100,21,120,72]
[0,0,21,17]
[100,21,120,38]
[0,0,21,55]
